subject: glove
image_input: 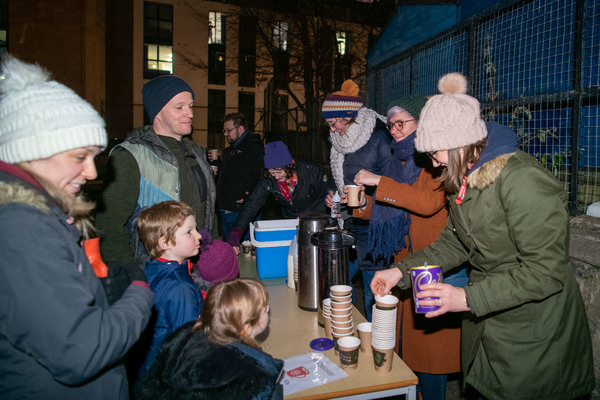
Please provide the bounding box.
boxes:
[227,228,243,248]
[122,263,147,283]
[100,264,132,305]
[198,229,213,253]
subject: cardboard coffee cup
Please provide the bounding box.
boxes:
[374,294,399,310]
[372,346,394,373]
[346,185,361,207]
[357,322,372,353]
[337,336,361,371]
[209,149,219,159]
[324,314,333,339]
[329,285,352,297]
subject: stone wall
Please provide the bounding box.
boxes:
[570,215,600,398]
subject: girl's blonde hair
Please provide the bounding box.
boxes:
[18,162,96,238]
[439,137,488,193]
[194,279,269,350]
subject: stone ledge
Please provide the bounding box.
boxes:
[570,215,600,399]
[570,215,600,269]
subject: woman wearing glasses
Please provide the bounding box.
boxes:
[322,79,392,311]
[371,73,594,400]
[353,95,463,400]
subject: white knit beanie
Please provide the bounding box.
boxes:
[0,55,107,164]
[415,73,487,153]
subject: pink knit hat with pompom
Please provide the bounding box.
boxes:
[196,230,239,283]
[415,73,487,153]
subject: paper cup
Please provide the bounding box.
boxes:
[331,319,353,329]
[332,332,353,354]
[330,293,352,302]
[337,336,361,371]
[331,306,353,316]
[332,325,354,335]
[357,323,372,353]
[324,315,333,339]
[346,185,361,207]
[410,265,444,313]
[209,149,219,159]
[374,294,399,310]
[330,285,352,297]
[372,346,394,373]
[329,313,352,322]
[331,300,352,310]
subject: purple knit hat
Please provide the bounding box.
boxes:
[264,140,293,169]
[196,230,239,283]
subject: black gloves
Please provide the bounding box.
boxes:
[100,263,147,305]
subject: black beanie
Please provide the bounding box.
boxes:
[142,75,195,122]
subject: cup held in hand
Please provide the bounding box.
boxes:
[410,265,444,313]
[346,185,361,207]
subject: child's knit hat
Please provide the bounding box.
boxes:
[0,55,107,163]
[415,73,487,153]
[321,79,363,119]
[196,230,239,284]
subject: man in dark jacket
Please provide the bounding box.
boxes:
[227,141,329,253]
[214,112,264,243]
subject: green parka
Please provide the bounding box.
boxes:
[394,123,594,400]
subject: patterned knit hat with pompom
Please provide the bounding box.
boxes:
[415,73,487,153]
[321,79,364,119]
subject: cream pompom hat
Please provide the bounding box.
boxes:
[0,55,107,164]
[415,73,487,153]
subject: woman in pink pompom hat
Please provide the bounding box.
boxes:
[371,72,594,400]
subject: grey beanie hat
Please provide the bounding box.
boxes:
[415,73,487,153]
[0,55,107,164]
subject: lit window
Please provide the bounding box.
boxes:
[144,2,173,78]
[274,21,288,51]
[146,44,173,74]
[336,32,347,55]
[209,11,224,44]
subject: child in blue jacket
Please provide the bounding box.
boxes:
[137,200,204,376]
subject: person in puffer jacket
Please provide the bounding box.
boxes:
[0,54,153,400]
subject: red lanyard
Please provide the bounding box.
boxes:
[455,162,475,205]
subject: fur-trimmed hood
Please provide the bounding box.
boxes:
[467,122,519,190]
[0,180,50,213]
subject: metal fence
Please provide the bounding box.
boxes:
[366,0,600,215]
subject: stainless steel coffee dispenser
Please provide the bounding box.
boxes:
[297,214,334,311]
[311,226,356,325]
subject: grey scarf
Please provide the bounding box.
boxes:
[329,107,387,194]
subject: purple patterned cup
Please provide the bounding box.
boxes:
[410,265,444,313]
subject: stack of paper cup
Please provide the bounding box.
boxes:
[371,294,399,373]
[322,298,332,339]
[329,285,353,354]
